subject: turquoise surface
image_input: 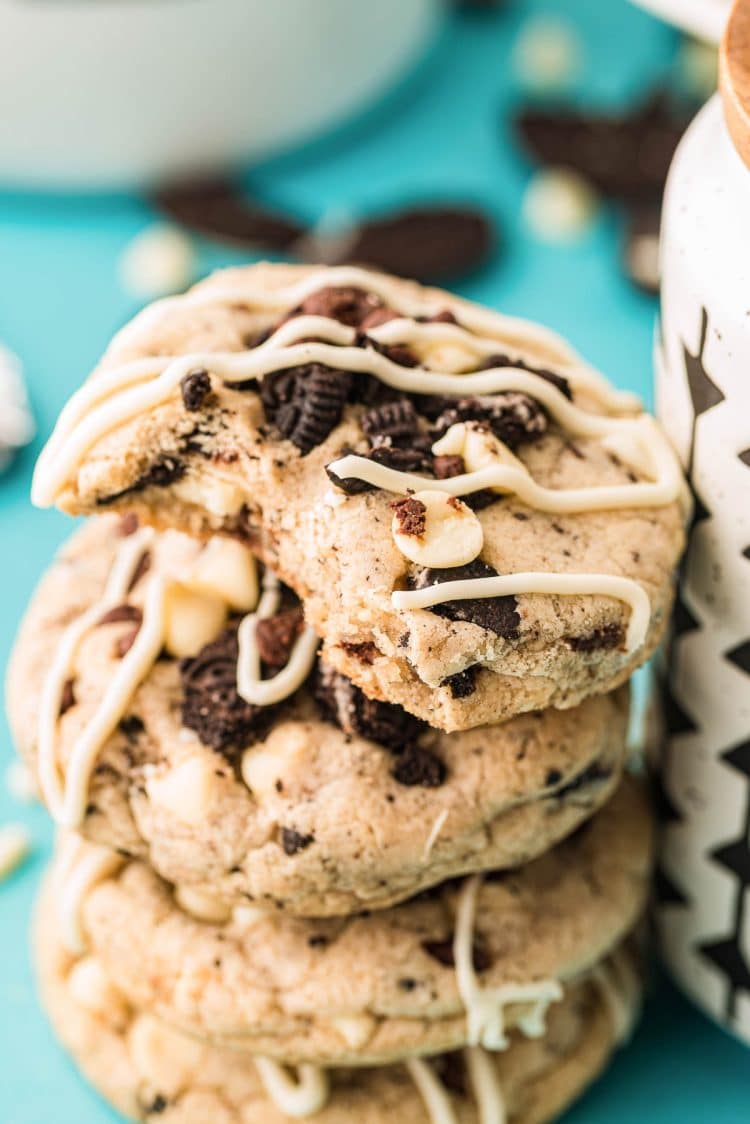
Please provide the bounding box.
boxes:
[1,1,748,1120]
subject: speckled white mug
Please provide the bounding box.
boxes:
[655,5,750,1044]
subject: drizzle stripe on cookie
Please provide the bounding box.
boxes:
[394,572,651,653]
[406,1058,460,1124]
[252,1058,329,1119]
[55,834,124,955]
[453,874,563,1050]
[465,1046,507,1124]
[237,570,319,707]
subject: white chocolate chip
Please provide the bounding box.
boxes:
[163,583,227,658]
[434,421,529,495]
[174,885,232,924]
[523,168,599,244]
[146,756,219,825]
[119,223,195,299]
[241,747,283,798]
[189,538,259,612]
[173,475,245,517]
[331,1014,376,1049]
[5,760,38,804]
[420,340,478,373]
[69,956,129,1026]
[233,903,269,928]
[391,490,483,568]
[0,822,31,880]
[129,1014,204,1095]
[513,16,581,94]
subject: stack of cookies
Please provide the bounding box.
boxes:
[9,265,687,1123]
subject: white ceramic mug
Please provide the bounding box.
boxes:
[655,0,750,1045]
[0,0,437,189]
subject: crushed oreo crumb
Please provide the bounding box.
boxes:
[118,513,139,536]
[361,398,420,442]
[567,623,624,652]
[294,285,386,327]
[180,626,266,754]
[391,745,446,788]
[114,625,141,659]
[391,495,427,537]
[98,456,187,504]
[281,828,314,855]
[432,392,547,449]
[98,604,143,627]
[180,368,212,412]
[413,560,521,639]
[478,354,572,400]
[442,666,477,699]
[314,665,426,750]
[432,454,464,479]
[261,364,351,454]
[255,607,304,670]
[339,640,379,665]
[144,1093,169,1116]
[127,550,152,592]
[119,714,145,740]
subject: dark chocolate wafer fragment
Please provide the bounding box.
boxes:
[261,365,351,455]
[179,625,267,755]
[431,392,547,449]
[413,559,521,639]
[154,177,304,250]
[313,664,426,750]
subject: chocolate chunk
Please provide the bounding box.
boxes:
[98,605,143,627]
[280,828,314,855]
[414,560,521,639]
[391,496,427,537]
[255,608,304,670]
[432,454,464,479]
[422,938,492,971]
[180,626,267,754]
[180,368,212,412]
[261,364,351,454]
[153,177,304,249]
[339,640,379,665]
[391,746,446,788]
[516,91,690,203]
[442,666,477,699]
[59,678,76,716]
[314,665,426,750]
[361,398,420,441]
[567,623,624,652]
[432,392,547,449]
[552,760,612,798]
[338,206,494,283]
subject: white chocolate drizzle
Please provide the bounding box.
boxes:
[31,265,670,512]
[406,1058,460,1124]
[252,1057,329,1119]
[465,1046,507,1124]
[55,833,124,955]
[37,527,162,828]
[453,874,563,1050]
[37,528,312,831]
[237,570,319,707]
[394,572,651,653]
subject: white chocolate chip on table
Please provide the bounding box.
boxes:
[0,822,31,880]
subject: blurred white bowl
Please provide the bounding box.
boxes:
[631,0,730,42]
[0,0,437,189]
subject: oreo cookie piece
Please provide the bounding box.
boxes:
[260,364,351,454]
[516,90,689,203]
[179,626,266,754]
[293,285,386,328]
[255,607,305,670]
[153,177,304,250]
[391,745,447,788]
[413,560,521,639]
[431,392,547,449]
[313,664,425,750]
[477,354,572,400]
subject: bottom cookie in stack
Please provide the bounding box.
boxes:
[33,781,650,1123]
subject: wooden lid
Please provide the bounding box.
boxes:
[721,0,750,168]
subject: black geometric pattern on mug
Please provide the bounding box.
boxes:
[698,738,750,1019]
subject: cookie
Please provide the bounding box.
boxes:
[8,516,629,916]
[49,779,650,1065]
[31,264,686,731]
[36,876,642,1123]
